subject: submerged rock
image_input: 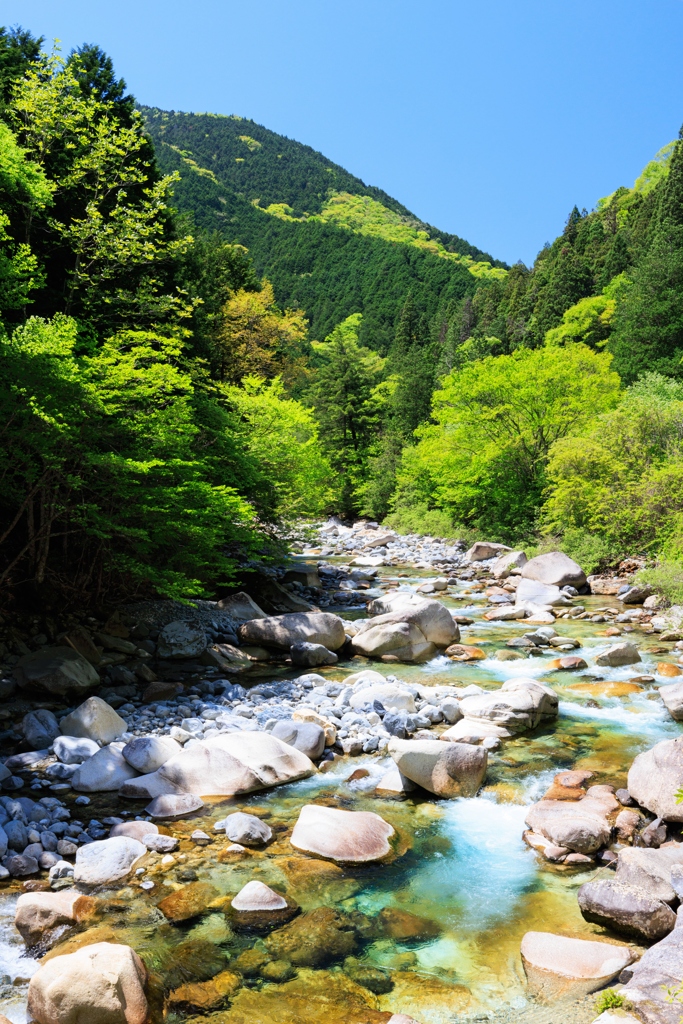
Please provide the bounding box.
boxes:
[265,907,360,967]
[158,881,220,922]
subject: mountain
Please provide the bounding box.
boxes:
[141,106,507,350]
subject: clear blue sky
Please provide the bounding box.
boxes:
[6,0,683,265]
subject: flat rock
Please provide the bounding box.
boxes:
[109,820,159,841]
[238,611,345,651]
[349,680,416,713]
[515,577,566,607]
[465,542,511,562]
[375,768,417,795]
[389,737,487,798]
[520,931,636,1002]
[27,942,148,1024]
[14,647,100,697]
[14,890,95,949]
[521,551,587,589]
[119,732,315,800]
[71,743,140,792]
[216,591,268,621]
[59,696,127,744]
[290,804,394,862]
[122,735,181,773]
[628,737,683,821]
[73,836,146,886]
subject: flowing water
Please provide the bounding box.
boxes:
[1,570,681,1023]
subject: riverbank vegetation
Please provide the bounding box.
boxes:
[2,26,683,607]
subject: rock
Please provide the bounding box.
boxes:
[615,809,641,841]
[6,853,39,876]
[464,542,511,562]
[457,679,557,733]
[158,881,219,921]
[166,969,241,1013]
[349,680,416,713]
[110,821,159,841]
[525,781,618,853]
[14,647,100,697]
[343,959,392,994]
[216,811,272,846]
[122,736,181,773]
[5,818,28,850]
[515,577,567,608]
[157,620,207,659]
[119,732,315,800]
[59,697,127,744]
[578,877,677,941]
[521,551,587,589]
[621,585,652,604]
[232,880,287,911]
[73,836,146,886]
[260,960,296,984]
[628,737,683,821]
[290,642,338,667]
[446,644,487,660]
[271,720,326,760]
[621,908,683,1021]
[53,736,99,764]
[22,710,60,750]
[290,804,394,862]
[351,620,435,663]
[594,642,642,667]
[491,550,527,578]
[388,737,487,798]
[251,577,316,613]
[14,891,95,949]
[264,907,359,967]
[520,931,636,1002]
[27,942,148,1024]
[143,833,178,853]
[292,708,336,745]
[359,594,458,647]
[658,663,683,678]
[375,768,417,796]
[238,611,345,652]
[378,907,440,941]
[71,743,140,792]
[146,794,204,819]
[661,683,683,722]
[216,591,268,620]
[141,680,183,703]
[616,845,683,902]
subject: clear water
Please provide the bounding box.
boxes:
[1,571,680,1023]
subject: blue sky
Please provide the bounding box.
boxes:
[6,0,683,265]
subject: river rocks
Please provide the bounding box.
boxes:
[216,591,268,620]
[446,644,487,659]
[59,696,127,744]
[375,768,417,795]
[620,907,683,1022]
[348,680,416,713]
[216,811,272,846]
[520,931,636,1002]
[292,708,337,745]
[73,836,146,886]
[122,735,181,773]
[525,775,618,854]
[388,737,487,798]
[291,805,394,863]
[14,890,95,949]
[465,542,511,562]
[515,578,567,608]
[595,642,642,667]
[119,732,315,799]
[628,738,683,821]
[351,620,435,663]
[166,969,241,1014]
[659,682,683,721]
[146,793,204,819]
[53,736,99,764]
[110,820,158,841]
[360,593,458,646]
[22,710,60,750]
[157,620,207,659]
[14,647,100,697]
[521,551,587,589]
[231,880,286,911]
[456,679,557,734]
[578,877,677,941]
[491,549,527,578]
[378,907,441,941]
[27,942,148,1024]
[264,907,360,967]
[271,720,326,760]
[290,642,338,667]
[239,611,345,652]
[71,743,140,792]
[158,881,219,921]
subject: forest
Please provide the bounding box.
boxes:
[2,26,683,608]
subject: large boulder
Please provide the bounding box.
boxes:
[521,551,587,589]
[14,891,95,949]
[14,647,99,697]
[577,877,677,942]
[520,931,636,1002]
[464,542,511,562]
[388,737,487,798]
[271,720,326,760]
[350,620,435,663]
[53,736,99,764]
[59,696,127,744]
[660,682,683,721]
[216,591,268,620]
[27,942,148,1024]
[628,738,683,822]
[22,710,60,750]
[457,679,557,734]
[122,735,181,773]
[119,731,315,800]
[73,836,146,886]
[238,612,345,651]
[362,594,459,647]
[290,804,394,863]
[71,743,140,792]
[525,776,618,854]
[157,620,207,659]
[621,908,683,1023]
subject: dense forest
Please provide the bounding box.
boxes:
[2,27,683,609]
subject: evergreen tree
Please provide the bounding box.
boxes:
[0,26,42,108]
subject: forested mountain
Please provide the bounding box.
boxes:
[2,24,683,610]
[141,106,506,351]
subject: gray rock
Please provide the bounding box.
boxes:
[71,743,140,792]
[290,642,338,667]
[5,818,28,851]
[440,698,462,725]
[621,585,653,604]
[578,877,676,941]
[53,735,100,764]
[142,833,178,853]
[157,620,207,660]
[217,811,272,846]
[238,611,346,652]
[628,737,683,822]
[660,682,683,722]
[14,647,99,697]
[621,907,683,1022]
[594,642,641,667]
[73,836,146,886]
[389,737,487,798]
[464,542,511,562]
[22,710,60,749]
[521,551,587,589]
[271,720,326,760]
[145,793,204,819]
[0,823,7,857]
[59,696,127,744]
[45,762,79,781]
[6,853,39,877]
[40,831,58,852]
[122,736,181,774]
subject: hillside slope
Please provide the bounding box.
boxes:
[142,107,506,349]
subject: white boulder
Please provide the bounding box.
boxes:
[59,697,126,744]
[521,551,587,589]
[71,743,140,792]
[122,736,181,773]
[290,804,394,862]
[520,931,636,1001]
[73,836,146,886]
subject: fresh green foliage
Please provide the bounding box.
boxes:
[594,989,626,1013]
